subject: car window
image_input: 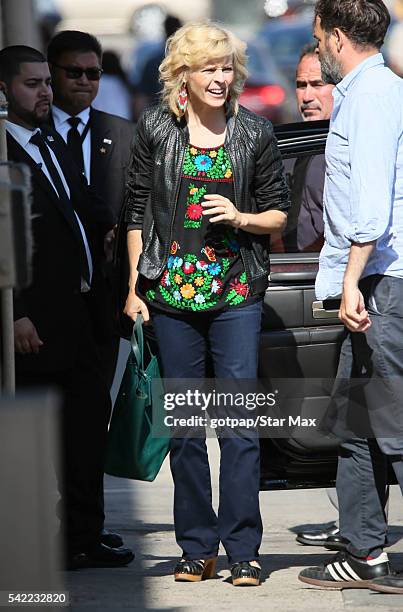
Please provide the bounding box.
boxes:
[271,152,325,254]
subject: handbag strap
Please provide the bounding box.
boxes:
[131,315,144,368]
[131,315,158,372]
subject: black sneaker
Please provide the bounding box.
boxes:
[369,572,403,594]
[324,534,349,552]
[298,551,390,589]
[296,524,340,546]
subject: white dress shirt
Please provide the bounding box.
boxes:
[52,105,91,182]
[6,120,93,290]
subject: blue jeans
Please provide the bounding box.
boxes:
[152,301,263,564]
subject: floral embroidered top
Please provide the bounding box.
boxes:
[137,143,255,313]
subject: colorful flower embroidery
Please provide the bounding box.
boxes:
[231,279,248,296]
[211,279,223,294]
[181,283,195,299]
[194,155,213,172]
[182,145,232,182]
[183,261,195,274]
[144,144,248,312]
[186,202,203,220]
[184,184,207,229]
[172,256,183,269]
[208,262,221,276]
[152,250,248,311]
[225,272,249,306]
[161,270,170,287]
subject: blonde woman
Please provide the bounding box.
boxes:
[123,21,289,586]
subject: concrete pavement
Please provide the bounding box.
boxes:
[66,438,403,611]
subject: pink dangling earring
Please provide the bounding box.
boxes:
[177,82,188,114]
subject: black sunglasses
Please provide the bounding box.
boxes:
[52,63,103,81]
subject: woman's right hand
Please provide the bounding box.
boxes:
[124,290,150,324]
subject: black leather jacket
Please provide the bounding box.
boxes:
[125,104,290,295]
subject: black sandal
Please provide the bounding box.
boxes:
[174,558,217,582]
[231,561,261,586]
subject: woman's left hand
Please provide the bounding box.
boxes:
[202,194,245,228]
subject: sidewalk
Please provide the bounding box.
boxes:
[66,439,403,611]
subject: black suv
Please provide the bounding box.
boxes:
[259,119,343,491]
[260,119,397,492]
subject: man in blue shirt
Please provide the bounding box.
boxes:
[298,0,403,593]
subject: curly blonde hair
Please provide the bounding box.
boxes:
[159,21,248,117]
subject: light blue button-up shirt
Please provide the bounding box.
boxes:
[315,53,403,300]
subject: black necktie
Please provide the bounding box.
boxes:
[67,116,85,175]
[30,130,70,202]
[29,130,90,283]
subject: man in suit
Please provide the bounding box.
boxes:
[47,31,135,390]
[0,45,134,569]
[283,44,334,254]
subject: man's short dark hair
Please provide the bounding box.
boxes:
[164,15,182,39]
[299,42,319,62]
[47,30,102,64]
[0,45,46,84]
[314,0,390,49]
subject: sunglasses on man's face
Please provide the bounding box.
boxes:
[52,63,103,81]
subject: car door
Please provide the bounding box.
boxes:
[259,119,345,490]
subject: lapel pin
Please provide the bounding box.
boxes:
[103,138,112,144]
[100,147,107,154]
[47,135,55,142]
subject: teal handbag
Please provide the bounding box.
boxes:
[105,316,170,481]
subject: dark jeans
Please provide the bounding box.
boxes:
[152,301,263,564]
[333,275,403,556]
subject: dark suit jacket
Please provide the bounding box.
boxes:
[50,109,135,339]
[89,108,134,224]
[50,108,135,224]
[283,154,325,253]
[8,128,114,373]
